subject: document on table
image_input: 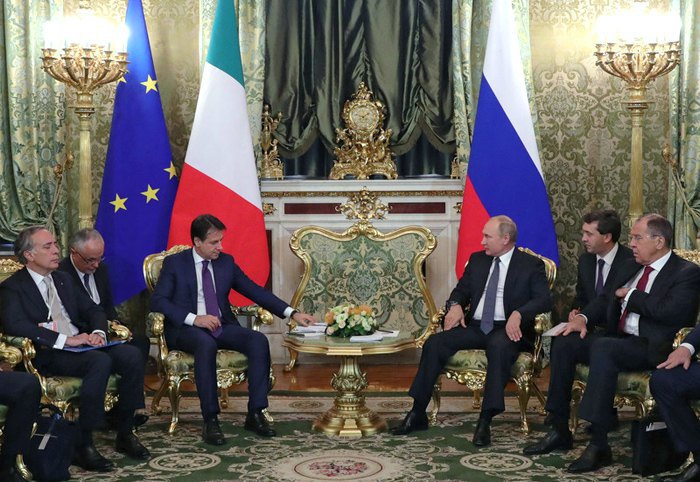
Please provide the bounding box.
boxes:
[349,333,384,342]
[542,322,568,337]
[294,324,327,334]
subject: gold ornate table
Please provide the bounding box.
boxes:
[282,332,415,437]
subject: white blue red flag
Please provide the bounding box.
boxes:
[456,0,558,274]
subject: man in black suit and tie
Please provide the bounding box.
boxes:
[534,214,700,473]
[150,214,315,445]
[57,228,150,426]
[0,226,150,472]
[0,371,41,482]
[650,324,700,482]
[524,209,632,455]
[390,215,552,446]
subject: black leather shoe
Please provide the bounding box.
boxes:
[472,418,491,447]
[523,429,573,455]
[74,444,115,472]
[244,410,276,437]
[662,463,700,482]
[116,432,151,460]
[202,417,226,445]
[390,410,429,436]
[0,465,27,482]
[567,443,612,473]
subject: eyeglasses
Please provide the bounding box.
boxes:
[629,234,661,242]
[75,250,104,265]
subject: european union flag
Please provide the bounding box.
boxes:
[96,0,177,304]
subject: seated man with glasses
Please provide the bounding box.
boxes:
[58,228,150,427]
[527,214,700,474]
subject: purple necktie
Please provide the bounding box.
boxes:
[202,260,222,337]
[595,259,605,296]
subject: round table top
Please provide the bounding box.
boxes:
[282,331,416,356]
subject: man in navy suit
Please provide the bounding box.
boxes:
[58,228,150,426]
[650,324,700,482]
[150,214,315,445]
[0,371,41,482]
[390,215,552,446]
[524,209,632,455]
[0,227,150,472]
[538,214,700,473]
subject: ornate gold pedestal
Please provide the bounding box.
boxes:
[282,332,415,437]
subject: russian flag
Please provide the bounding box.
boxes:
[456,0,558,275]
[168,0,269,305]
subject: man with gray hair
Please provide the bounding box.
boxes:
[0,226,150,472]
[391,215,552,446]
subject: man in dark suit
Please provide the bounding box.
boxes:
[650,324,700,482]
[524,209,632,455]
[58,228,151,426]
[390,215,552,446]
[538,214,699,473]
[0,371,41,482]
[0,226,150,472]
[150,214,315,445]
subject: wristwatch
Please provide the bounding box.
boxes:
[445,300,460,310]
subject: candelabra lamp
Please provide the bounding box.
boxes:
[594,1,680,227]
[41,1,128,228]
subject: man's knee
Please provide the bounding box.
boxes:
[650,369,677,396]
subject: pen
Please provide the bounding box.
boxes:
[287,332,305,337]
[377,329,393,334]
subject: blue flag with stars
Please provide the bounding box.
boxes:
[96,0,177,304]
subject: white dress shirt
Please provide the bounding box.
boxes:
[596,243,619,286]
[69,256,101,305]
[620,250,672,336]
[27,268,78,349]
[472,246,515,322]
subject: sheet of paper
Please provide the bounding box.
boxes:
[295,325,327,333]
[349,333,384,342]
[542,322,568,337]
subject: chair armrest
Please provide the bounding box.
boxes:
[673,327,699,361]
[108,320,132,342]
[233,305,273,331]
[0,340,22,367]
[532,312,552,372]
[0,334,46,388]
[415,308,445,348]
[147,312,168,359]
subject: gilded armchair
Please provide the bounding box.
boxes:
[0,341,31,481]
[0,258,129,418]
[570,249,700,431]
[430,248,557,434]
[286,217,441,370]
[144,245,275,434]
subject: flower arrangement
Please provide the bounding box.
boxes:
[324,303,378,337]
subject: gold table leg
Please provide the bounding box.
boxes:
[312,355,387,437]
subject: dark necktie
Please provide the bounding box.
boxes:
[480,257,500,335]
[201,260,222,337]
[618,265,653,333]
[595,258,606,296]
[83,273,93,300]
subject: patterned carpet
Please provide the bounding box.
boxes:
[69,394,668,481]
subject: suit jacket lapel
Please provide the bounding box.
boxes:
[185,249,199,311]
[503,249,520,306]
[211,257,230,311]
[20,269,50,322]
[648,253,676,293]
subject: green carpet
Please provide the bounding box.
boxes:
[65,394,675,481]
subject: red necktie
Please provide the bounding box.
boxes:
[618,265,653,333]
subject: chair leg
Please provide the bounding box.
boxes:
[262,407,273,423]
[284,347,299,372]
[515,376,532,434]
[429,379,442,426]
[16,454,31,481]
[472,389,482,410]
[531,383,547,415]
[570,384,583,433]
[151,377,169,415]
[220,387,229,409]
[168,376,183,435]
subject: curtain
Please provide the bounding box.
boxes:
[0,0,67,240]
[264,0,455,176]
[669,0,700,249]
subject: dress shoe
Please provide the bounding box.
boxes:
[390,410,429,436]
[244,410,276,437]
[0,465,27,482]
[74,444,114,472]
[523,429,573,455]
[116,431,151,460]
[202,417,226,445]
[662,463,700,482]
[567,443,612,473]
[472,418,491,447]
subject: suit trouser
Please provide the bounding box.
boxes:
[650,362,700,453]
[33,343,145,432]
[544,331,603,421]
[578,335,653,431]
[408,323,522,415]
[174,323,271,419]
[0,372,41,469]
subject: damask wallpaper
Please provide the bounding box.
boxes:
[1,0,691,321]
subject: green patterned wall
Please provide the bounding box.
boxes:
[57,0,674,317]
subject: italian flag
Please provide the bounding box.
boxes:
[168,0,269,304]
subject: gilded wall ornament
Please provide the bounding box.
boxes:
[337,187,390,222]
[260,104,284,180]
